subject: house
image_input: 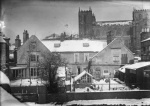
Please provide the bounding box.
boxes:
[41,39,107,80]
[10,35,51,80]
[91,38,134,79]
[124,62,150,89]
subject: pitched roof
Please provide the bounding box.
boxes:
[74,71,93,82]
[90,38,134,60]
[125,62,150,70]
[41,39,107,52]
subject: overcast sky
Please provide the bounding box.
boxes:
[1,0,150,43]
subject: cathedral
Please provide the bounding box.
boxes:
[78,8,150,56]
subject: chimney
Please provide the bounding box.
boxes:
[23,30,29,44]
[15,35,21,49]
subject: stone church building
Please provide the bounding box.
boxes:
[79,8,150,56]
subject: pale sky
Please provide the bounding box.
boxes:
[2,0,150,43]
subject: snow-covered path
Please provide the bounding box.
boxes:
[26,98,150,106]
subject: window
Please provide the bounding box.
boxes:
[103,70,109,75]
[54,43,61,48]
[34,68,36,76]
[37,68,39,76]
[83,43,89,47]
[113,56,119,63]
[31,68,34,76]
[84,53,89,62]
[111,49,121,63]
[77,66,80,75]
[30,54,39,62]
[30,68,38,77]
[74,53,79,63]
[30,54,36,61]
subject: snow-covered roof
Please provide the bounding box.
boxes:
[141,37,150,42]
[118,65,131,73]
[0,71,10,85]
[96,20,132,26]
[10,67,26,70]
[74,71,93,82]
[125,62,150,70]
[41,39,107,52]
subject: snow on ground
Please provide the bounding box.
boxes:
[25,98,150,106]
[73,79,130,92]
[10,79,47,86]
[92,79,130,91]
[66,98,150,106]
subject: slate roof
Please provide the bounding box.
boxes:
[41,39,107,52]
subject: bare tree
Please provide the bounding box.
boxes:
[38,51,65,93]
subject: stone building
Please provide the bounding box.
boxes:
[78,7,96,39]
[10,35,51,79]
[42,39,107,80]
[79,8,150,56]
[0,32,10,77]
[131,9,150,55]
[0,32,6,71]
[91,38,134,79]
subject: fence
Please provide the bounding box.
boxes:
[11,84,150,104]
[11,85,47,94]
[47,90,150,103]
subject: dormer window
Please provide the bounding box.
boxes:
[54,43,61,48]
[83,43,89,47]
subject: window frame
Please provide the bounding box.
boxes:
[103,70,109,75]
[84,53,89,62]
[74,53,79,63]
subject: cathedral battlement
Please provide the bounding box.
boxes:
[133,9,150,12]
[96,20,132,27]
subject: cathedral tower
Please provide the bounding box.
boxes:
[131,9,150,55]
[78,7,96,39]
